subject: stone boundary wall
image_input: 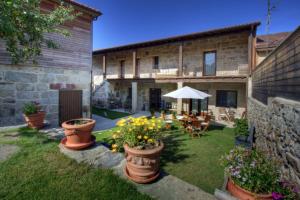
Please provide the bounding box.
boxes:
[0,65,91,127]
[248,97,300,187]
[252,26,300,104]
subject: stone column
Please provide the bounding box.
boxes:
[132,82,138,113]
[132,50,137,78]
[102,55,106,79]
[177,81,183,114]
[178,43,183,76]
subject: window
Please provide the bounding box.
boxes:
[216,90,237,108]
[203,51,216,76]
[190,90,209,113]
[153,56,159,69]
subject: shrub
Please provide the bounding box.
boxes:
[111,116,164,152]
[22,102,41,115]
[221,147,297,198]
[233,118,248,137]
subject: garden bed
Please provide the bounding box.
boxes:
[92,107,130,119]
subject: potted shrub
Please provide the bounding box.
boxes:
[234,118,250,147]
[23,101,45,129]
[150,108,155,117]
[221,147,297,200]
[112,116,164,183]
[61,118,96,150]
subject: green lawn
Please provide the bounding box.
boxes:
[0,128,151,200]
[92,107,130,120]
[95,124,235,194]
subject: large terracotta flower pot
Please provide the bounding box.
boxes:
[61,118,96,150]
[124,142,164,184]
[23,111,45,129]
[227,178,273,200]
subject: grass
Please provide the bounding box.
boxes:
[95,124,235,194]
[92,107,130,120]
[0,128,151,200]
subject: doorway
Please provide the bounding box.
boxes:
[149,88,161,111]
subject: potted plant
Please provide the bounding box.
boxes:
[112,116,164,183]
[23,101,45,129]
[61,118,96,150]
[233,118,250,147]
[221,147,297,200]
[150,108,155,117]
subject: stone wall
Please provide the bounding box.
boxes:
[0,65,91,126]
[0,1,96,127]
[93,30,249,79]
[248,97,300,187]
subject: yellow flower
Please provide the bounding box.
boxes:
[112,144,118,148]
[117,130,121,133]
[149,126,153,130]
[147,138,154,143]
[137,135,142,139]
[112,134,117,139]
[144,135,148,140]
[111,149,117,153]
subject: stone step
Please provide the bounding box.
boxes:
[59,143,216,200]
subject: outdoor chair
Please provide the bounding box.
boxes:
[186,119,203,138]
[200,115,211,132]
[218,107,230,121]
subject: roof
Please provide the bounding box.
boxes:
[93,21,260,54]
[64,0,102,18]
[256,32,291,50]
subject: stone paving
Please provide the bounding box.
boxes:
[59,143,216,200]
[0,144,20,162]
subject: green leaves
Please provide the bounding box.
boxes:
[0,0,77,64]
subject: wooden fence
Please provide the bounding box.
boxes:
[252,26,300,104]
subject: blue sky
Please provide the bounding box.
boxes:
[78,0,300,50]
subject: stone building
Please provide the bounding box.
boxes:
[93,22,260,117]
[0,0,101,127]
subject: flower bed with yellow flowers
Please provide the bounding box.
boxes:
[111,116,165,152]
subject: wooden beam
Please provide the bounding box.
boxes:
[178,43,183,76]
[132,50,137,78]
[102,55,106,79]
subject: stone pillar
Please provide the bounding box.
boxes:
[102,55,106,79]
[177,81,183,114]
[178,44,183,76]
[132,82,138,113]
[132,50,137,78]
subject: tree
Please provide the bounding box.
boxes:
[0,0,77,64]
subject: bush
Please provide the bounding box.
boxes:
[111,116,165,152]
[221,147,298,198]
[22,102,40,115]
[233,118,248,136]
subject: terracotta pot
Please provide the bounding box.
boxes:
[124,142,164,183]
[23,111,45,129]
[61,118,96,150]
[227,178,273,200]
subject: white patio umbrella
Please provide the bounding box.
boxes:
[163,86,211,99]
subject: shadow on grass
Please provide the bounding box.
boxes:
[160,130,190,167]
[16,127,54,144]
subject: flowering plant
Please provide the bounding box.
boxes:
[111,116,164,152]
[221,147,297,199]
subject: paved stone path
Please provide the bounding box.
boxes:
[0,144,20,162]
[59,143,216,200]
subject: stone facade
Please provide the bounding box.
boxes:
[0,1,100,127]
[92,27,253,117]
[0,65,91,126]
[248,97,300,187]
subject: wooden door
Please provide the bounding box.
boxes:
[149,88,161,111]
[59,90,82,125]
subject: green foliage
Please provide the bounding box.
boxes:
[112,116,165,151]
[0,0,77,64]
[233,118,249,136]
[22,102,40,115]
[221,147,297,198]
